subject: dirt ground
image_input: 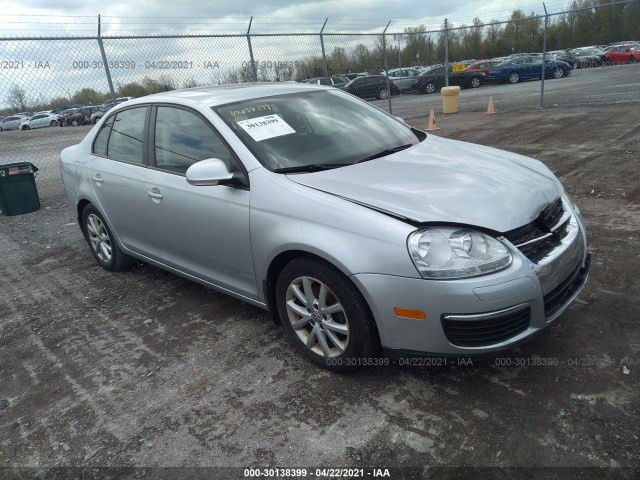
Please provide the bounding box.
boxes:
[0,105,639,479]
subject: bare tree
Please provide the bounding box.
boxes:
[7,85,29,111]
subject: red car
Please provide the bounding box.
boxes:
[602,45,640,64]
[465,59,501,76]
[58,106,100,127]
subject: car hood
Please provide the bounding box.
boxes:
[287,135,563,233]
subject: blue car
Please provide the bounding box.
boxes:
[489,55,572,83]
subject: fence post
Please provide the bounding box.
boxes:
[247,17,257,82]
[541,3,549,107]
[320,18,328,78]
[97,15,117,102]
[382,21,392,114]
[444,19,449,87]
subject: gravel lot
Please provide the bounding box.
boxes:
[1,104,639,479]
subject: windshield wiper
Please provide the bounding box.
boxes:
[272,163,351,174]
[355,144,413,164]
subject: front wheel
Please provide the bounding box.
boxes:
[82,204,133,271]
[629,56,636,63]
[378,88,389,100]
[50,120,57,127]
[508,72,520,83]
[552,67,564,78]
[71,119,79,127]
[469,76,482,88]
[276,256,378,372]
[422,82,436,94]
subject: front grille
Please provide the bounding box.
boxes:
[544,253,591,319]
[504,197,570,263]
[442,305,531,347]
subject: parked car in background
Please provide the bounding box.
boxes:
[57,108,86,127]
[51,104,82,115]
[386,68,422,92]
[92,98,134,124]
[0,115,29,132]
[413,65,485,94]
[549,50,580,69]
[342,75,397,99]
[569,47,605,68]
[19,112,59,130]
[80,106,101,124]
[303,76,349,87]
[465,59,501,76]
[60,83,590,372]
[101,96,134,110]
[601,44,640,63]
[489,56,572,83]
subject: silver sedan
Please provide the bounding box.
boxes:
[60,83,590,371]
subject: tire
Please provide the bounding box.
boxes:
[508,72,520,83]
[378,88,389,100]
[423,82,436,94]
[573,62,578,69]
[553,67,564,78]
[22,125,30,130]
[630,56,636,63]
[71,119,78,127]
[276,256,378,372]
[469,76,482,88]
[0,127,3,132]
[50,120,57,127]
[81,204,133,272]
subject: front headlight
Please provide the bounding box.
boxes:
[408,227,512,279]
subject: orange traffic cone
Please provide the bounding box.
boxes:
[426,109,440,131]
[484,96,496,115]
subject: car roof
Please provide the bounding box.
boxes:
[128,83,327,108]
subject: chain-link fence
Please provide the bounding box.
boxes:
[1,0,639,200]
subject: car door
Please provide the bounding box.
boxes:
[32,114,47,128]
[86,106,150,254]
[143,105,257,299]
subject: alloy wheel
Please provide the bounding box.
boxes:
[284,275,350,358]
[86,213,112,263]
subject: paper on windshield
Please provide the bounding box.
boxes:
[236,114,296,142]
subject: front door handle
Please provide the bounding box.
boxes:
[92,174,103,185]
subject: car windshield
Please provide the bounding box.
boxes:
[213,89,420,172]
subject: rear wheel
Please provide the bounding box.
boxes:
[508,72,520,83]
[470,76,482,88]
[71,119,79,127]
[553,67,564,78]
[378,88,389,100]
[22,125,31,130]
[50,120,57,127]
[629,56,636,63]
[276,256,378,372]
[81,204,133,271]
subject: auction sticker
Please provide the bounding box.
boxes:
[237,114,296,142]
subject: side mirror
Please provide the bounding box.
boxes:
[394,116,408,125]
[186,158,235,186]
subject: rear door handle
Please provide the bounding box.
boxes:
[92,174,103,185]
[147,191,163,199]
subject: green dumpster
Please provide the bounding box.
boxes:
[0,163,41,216]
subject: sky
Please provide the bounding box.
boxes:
[0,0,579,110]
[1,0,577,36]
